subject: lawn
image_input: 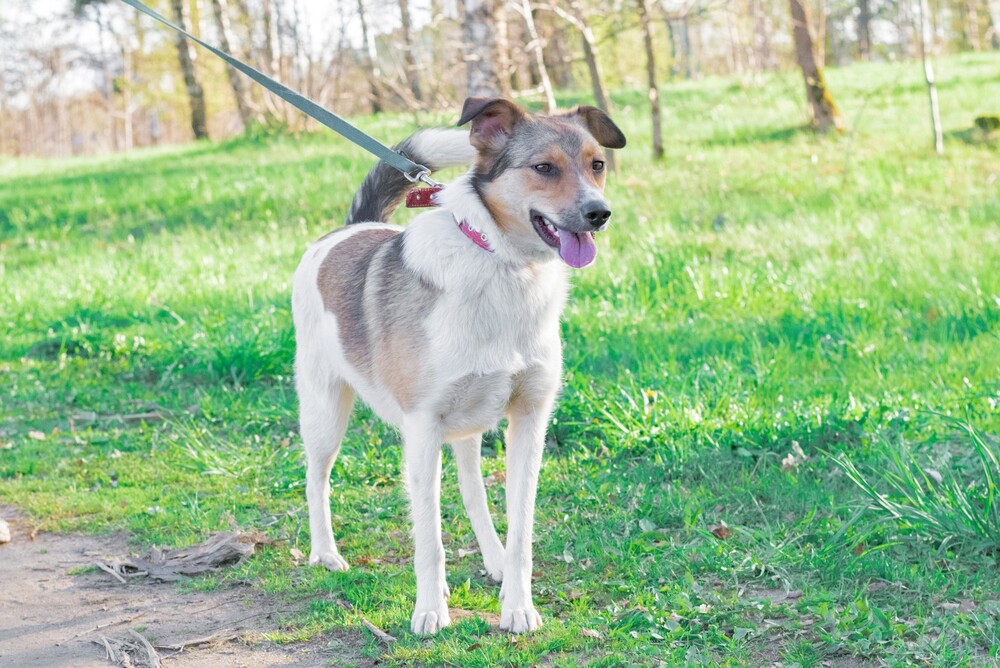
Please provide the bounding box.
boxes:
[2,52,999,666]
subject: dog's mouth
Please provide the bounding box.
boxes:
[530,210,597,269]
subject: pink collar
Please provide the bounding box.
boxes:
[405,185,494,254]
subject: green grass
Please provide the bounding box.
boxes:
[2,53,1000,666]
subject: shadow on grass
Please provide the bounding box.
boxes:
[944,127,999,148]
[0,140,357,240]
[698,125,810,148]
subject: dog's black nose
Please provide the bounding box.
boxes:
[582,200,611,228]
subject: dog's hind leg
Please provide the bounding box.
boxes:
[301,377,355,571]
[451,435,504,582]
[403,419,451,634]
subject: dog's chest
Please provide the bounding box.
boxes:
[426,265,565,437]
[435,370,514,438]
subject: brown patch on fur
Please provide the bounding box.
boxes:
[375,333,422,411]
[317,228,399,370]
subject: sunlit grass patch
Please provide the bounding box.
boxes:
[836,418,1000,553]
[2,52,999,665]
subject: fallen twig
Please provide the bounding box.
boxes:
[154,628,247,651]
[95,560,127,584]
[336,600,396,644]
[57,613,145,646]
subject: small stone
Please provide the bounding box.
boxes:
[0,518,11,544]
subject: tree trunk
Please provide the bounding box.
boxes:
[918,0,944,154]
[495,2,515,96]
[636,0,663,159]
[750,0,774,71]
[988,1,1000,49]
[858,0,872,60]
[681,14,695,78]
[356,0,384,113]
[169,0,209,139]
[209,0,254,128]
[788,0,843,133]
[262,0,280,76]
[897,0,913,58]
[398,0,423,102]
[964,1,982,50]
[554,0,615,169]
[463,0,500,97]
[519,0,556,111]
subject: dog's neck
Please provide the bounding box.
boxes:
[402,173,568,294]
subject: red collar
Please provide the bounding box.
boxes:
[406,185,494,254]
[455,216,494,253]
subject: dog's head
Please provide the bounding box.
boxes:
[457,97,626,268]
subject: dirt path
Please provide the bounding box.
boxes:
[0,511,370,667]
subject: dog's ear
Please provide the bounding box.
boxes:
[457,97,527,151]
[572,106,627,149]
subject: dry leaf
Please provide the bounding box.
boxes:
[781,441,807,472]
[709,522,732,540]
[290,548,305,562]
[28,431,46,441]
[923,468,943,484]
[580,628,602,639]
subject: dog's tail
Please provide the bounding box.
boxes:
[344,128,474,226]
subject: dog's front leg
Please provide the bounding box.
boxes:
[403,419,451,634]
[499,399,554,633]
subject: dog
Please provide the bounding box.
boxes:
[292,97,626,634]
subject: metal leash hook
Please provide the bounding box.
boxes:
[402,165,442,189]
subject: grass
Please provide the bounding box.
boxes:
[2,52,1000,665]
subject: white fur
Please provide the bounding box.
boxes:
[294,168,569,635]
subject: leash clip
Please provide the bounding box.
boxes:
[402,163,442,188]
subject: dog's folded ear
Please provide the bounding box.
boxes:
[458,97,527,151]
[572,106,627,149]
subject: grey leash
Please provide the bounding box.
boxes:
[119,0,439,186]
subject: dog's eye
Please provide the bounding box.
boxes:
[533,163,553,174]
[592,160,606,173]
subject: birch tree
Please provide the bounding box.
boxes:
[516,0,556,111]
[463,0,500,96]
[918,0,944,154]
[357,0,384,113]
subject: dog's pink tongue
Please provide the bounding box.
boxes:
[556,230,597,268]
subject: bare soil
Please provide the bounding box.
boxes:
[0,510,371,667]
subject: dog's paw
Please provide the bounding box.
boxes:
[482,547,504,582]
[309,550,349,572]
[410,604,451,635]
[499,605,542,633]
[482,555,504,583]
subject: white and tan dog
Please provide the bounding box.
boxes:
[292,97,626,634]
